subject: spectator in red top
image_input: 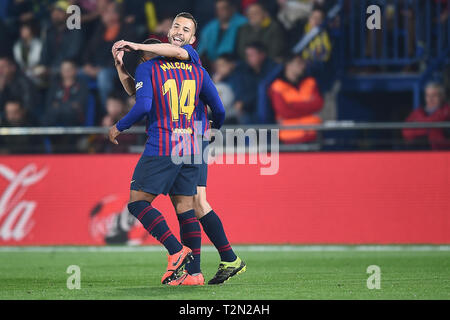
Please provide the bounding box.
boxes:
[268,53,323,144]
[402,82,450,150]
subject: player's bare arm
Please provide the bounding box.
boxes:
[116,40,190,61]
[112,42,136,96]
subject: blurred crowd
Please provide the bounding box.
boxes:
[0,0,335,150]
[0,0,449,153]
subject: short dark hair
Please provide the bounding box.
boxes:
[245,41,267,54]
[217,53,238,63]
[61,58,78,67]
[283,52,304,64]
[217,0,235,7]
[107,93,126,103]
[4,99,23,108]
[247,2,267,12]
[174,12,198,34]
[142,38,162,45]
[311,6,325,15]
[140,38,162,59]
[20,21,39,37]
[0,55,14,63]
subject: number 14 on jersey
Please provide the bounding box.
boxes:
[162,79,196,121]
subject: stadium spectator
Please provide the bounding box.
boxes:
[240,0,280,15]
[300,7,332,63]
[0,56,39,117]
[277,0,314,49]
[402,82,450,150]
[44,60,88,126]
[103,94,127,125]
[147,16,172,44]
[236,2,285,62]
[4,0,51,35]
[82,1,137,107]
[1,100,36,127]
[268,54,323,144]
[120,0,148,39]
[13,22,43,85]
[277,0,313,30]
[90,94,136,153]
[212,54,242,124]
[68,0,106,36]
[191,0,216,33]
[197,0,247,64]
[234,42,279,124]
[39,1,83,75]
[0,100,42,154]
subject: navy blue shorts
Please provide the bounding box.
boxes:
[130,155,199,196]
[196,140,209,187]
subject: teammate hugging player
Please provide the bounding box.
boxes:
[111,12,246,286]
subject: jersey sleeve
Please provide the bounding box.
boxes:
[182,44,200,65]
[134,62,154,99]
[116,62,153,131]
[199,70,225,129]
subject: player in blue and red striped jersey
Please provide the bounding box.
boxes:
[108,13,226,285]
[113,12,246,286]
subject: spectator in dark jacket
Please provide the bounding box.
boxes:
[236,2,285,62]
[197,0,247,65]
[44,60,88,126]
[235,42,279,124]
[402,82,450,150]
[212,53,242,124]
[0,100,43,154]
[0,56,39,117]
[82,1,136,107]
[39,1,83,74]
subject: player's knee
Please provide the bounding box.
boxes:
[129,190,155,204]
[193,195,212,218]
[171,195,194,214]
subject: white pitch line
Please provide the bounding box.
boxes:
[0,245,449,253]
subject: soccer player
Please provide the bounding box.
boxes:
[112,38,162,97]
[108,14,226,285]
[113,12,246,286]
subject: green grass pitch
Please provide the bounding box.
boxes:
[0,245,449,300]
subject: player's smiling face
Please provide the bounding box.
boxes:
[168,17,196,47]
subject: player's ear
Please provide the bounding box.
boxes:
[189,35,196,45]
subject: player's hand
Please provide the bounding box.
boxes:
[112,45,124,67]
[115,40,140,52]
[108,124,120,145]
[208,120,215,140]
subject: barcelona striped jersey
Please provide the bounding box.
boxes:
[116,51,225,157]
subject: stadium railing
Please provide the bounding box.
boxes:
[2,122,450,135]
[1,122,449,153]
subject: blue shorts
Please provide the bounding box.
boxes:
[131,155,199,196]
[196,140,209,187]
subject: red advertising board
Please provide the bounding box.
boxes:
[0,152,449,245]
